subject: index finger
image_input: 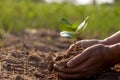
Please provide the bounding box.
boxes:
[66,43,82,54]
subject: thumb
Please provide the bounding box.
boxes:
[66,44,75,54]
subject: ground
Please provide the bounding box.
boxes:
[0,29,120,80]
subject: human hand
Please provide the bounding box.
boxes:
[66,39,102,54]
[54,44,111,79]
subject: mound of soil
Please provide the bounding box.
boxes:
[48,45,84,72]
[0,29,120,80]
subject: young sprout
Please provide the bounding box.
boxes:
[60,16,89,49]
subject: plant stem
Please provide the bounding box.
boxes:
[73,39,77,53]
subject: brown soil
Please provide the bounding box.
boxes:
[48,45,84,72]
[0,29,120,80]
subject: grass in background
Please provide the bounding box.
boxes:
[0,0,120,39]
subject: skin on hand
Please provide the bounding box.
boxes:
[66,39,103,54]
[67,31,120,54]
[54,44,111,78]
[54,31,120,78]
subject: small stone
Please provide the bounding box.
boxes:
[15,75,24,80]
[34,72,45,78]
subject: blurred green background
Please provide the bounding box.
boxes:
[0,0,120,39]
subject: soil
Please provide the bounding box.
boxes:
[0,29,120,80]
[48,45,84,72]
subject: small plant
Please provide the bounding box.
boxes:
[48,16,89,73]
[60,16,89,50]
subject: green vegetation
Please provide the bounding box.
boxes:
[60,17,88,43]
[60,16,88,51]
[0,0,120,39]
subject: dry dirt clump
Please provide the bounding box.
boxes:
[0,48,60,80]
[0,29,120,80]
[48,46,84,72]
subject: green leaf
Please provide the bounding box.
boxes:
[72,22,79,30]
[61,18,73,26]
[60,31,74,39]
[60,24,76,32]
[75,16,89,34]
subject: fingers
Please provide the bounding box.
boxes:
[55,64,103,79]
[54,56,95,73]
[66,44,77,54]
[54,64,87,73]
[66,40,100,54]
[54,64,79,73]
[67,48,92,68]
[54,64,87,74]
[66,42,82,54]
[56,66,95,79]
[66,44,74,54]
[57,72,85,79]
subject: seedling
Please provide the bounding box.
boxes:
[60,16,89,50]
[48,16,89,72]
